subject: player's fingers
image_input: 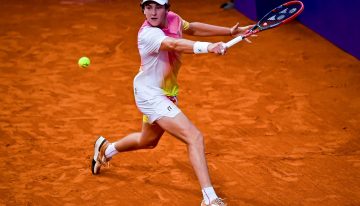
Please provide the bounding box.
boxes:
[230,22,240,36]
[209,42,225,55]
[242,24,255,33]
[214,47,222,55]
[245,38,252,43]
[248,34,258,39]
[220,43,227,55]
[233,22,240,29]
[246,24,256,29]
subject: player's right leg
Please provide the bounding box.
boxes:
[91,121,164,175]
[156,112,227,206]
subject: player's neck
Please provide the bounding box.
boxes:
[158,16,167,29]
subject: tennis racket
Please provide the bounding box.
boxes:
[225,0,304,48]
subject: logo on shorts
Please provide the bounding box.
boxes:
[167,106,172,111]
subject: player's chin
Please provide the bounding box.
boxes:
[148,19,160,27]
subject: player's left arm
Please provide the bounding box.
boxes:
[183,20,254,37]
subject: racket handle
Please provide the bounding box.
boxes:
[225,35,244,48]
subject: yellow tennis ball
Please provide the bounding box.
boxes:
[78,57,90,68]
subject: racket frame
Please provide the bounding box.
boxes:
[225,0,304,48]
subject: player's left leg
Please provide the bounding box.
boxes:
[91,121,164,175]
[112,121,165,152]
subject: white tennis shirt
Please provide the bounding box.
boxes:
[134,24,181,102]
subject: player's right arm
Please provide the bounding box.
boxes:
[160,37,226,55]
[160,37,194,53]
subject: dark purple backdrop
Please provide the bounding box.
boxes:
[234,0,360,59]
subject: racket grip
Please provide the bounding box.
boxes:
[225,36,244,48]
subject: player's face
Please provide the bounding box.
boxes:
[143,3,167,27]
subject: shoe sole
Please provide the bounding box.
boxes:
[201,199,227,206]
[91,136,107,175]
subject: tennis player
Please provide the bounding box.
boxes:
[92,0,254,205]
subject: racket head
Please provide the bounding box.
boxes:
[256,1,304,32]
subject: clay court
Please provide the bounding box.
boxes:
[0,0,359,205]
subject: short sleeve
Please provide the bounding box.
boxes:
[182,19,190,31]
[138,27,167,54]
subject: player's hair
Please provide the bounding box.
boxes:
[141,1,170,12]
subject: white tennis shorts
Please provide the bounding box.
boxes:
[134,95,181,124]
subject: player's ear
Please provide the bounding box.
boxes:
[141,5,144,13]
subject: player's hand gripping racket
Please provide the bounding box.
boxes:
[225,0,304,48]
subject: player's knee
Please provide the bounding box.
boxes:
[189,130,204,146]
[139,139,159,149]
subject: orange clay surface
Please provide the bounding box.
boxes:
[1,0,359,205]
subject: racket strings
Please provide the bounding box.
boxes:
[260,4,302,29]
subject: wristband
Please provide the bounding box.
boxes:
[193,41,211,54]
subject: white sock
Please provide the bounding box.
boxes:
[202,187,218,204]
[105,143,118,158]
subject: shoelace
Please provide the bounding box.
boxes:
[98,142,112,167]
[98,154,111,168]
[99,159,110,168]
[211,198,226,206]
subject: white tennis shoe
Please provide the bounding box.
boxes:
[201,198,227,206]
[91,136,110,175]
